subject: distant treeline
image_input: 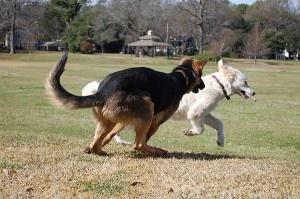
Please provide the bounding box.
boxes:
[0,0,299,59]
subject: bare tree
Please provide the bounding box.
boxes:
[93,0,167,46]
[0,0,42,53]
[9,0,17,54]
[0,0,18,54]
[209,28,233,57]
[179,0,208,54]
[178,0,230,54]
[246,23,268,66]
[0,1,10,47]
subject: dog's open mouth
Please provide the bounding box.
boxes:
[240,90,249,99]
[240,90,256,101]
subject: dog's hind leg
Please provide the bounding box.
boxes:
[84,108,115,155]
[204,113,224,147]
[101,123,125,148]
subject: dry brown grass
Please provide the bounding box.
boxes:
[1,135,299,199]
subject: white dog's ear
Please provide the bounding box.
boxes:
[218,59,228,72]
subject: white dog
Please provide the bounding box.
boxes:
[81,81,131,145]
[175,59,256,146]
[81,59,255,147]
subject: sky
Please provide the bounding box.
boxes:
[230,0,256,5]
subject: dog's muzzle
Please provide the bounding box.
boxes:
[192,78,205,93]
[240,89,256,101]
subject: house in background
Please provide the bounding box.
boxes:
[3,29,38,50]
[40,41,62,51]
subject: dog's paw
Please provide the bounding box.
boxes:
[183,129,201,136]
[216,140,224,147]
[83,146,91,154]
[116,140,131,146]
[134,145,168,156]
[83,146,108,155]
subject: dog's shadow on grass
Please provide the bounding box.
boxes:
[130,151,248,161]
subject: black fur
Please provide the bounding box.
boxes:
[96,67,201,114]
[46,53,204,112]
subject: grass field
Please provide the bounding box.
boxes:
[0,52,299,198]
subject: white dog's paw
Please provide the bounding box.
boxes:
[183,129,201,136]
[216,140,224,147]
[116,140,131,145]
[114,135,131,145]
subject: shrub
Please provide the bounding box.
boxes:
[194,51,221,62]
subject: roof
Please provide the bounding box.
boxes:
[42,41,61,47]
[139,35,160,41]
[128,40,171,47]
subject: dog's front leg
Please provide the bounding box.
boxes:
[204,113,224,147]
[133,120,167,155]
[184,109,205,136]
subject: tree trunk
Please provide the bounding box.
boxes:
[10,0,16,55]
[198,1,204,54]
[199,23,204,54]
[101,44,104,53]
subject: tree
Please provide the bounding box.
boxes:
[0,0,44,53]
[40,3,66,41]
[62,13,93,52]
[179,0,208,54]
[9,0,17,54]
[209,28,233,57]
[0,0,17,54]
[245,23,268,66]
[91,0,169,52]
[178,0,231,54]
[244,0,299,59]
[41,0,86,41]
[51,0,86,27]
[91,4,122,52]
[264,31,286,60]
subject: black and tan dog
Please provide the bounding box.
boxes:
[46,52,206,155]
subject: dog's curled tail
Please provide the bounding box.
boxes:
[45,52,97,109]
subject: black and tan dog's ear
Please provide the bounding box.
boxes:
[192,60,207,75]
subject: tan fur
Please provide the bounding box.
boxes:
[178,57,206,76]
[45,73,67,108]
[44,53,73,109]
[46,53,206,155]
[192,60,207,76]
[82,90,158,155]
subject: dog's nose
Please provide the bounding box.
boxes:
[253,92,256,96]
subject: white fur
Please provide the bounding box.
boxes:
[81,60,255,147]
[176,59,255,146]
[81,81,101,96]
[81,81,131,145]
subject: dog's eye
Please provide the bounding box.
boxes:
[244,81,248,86]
